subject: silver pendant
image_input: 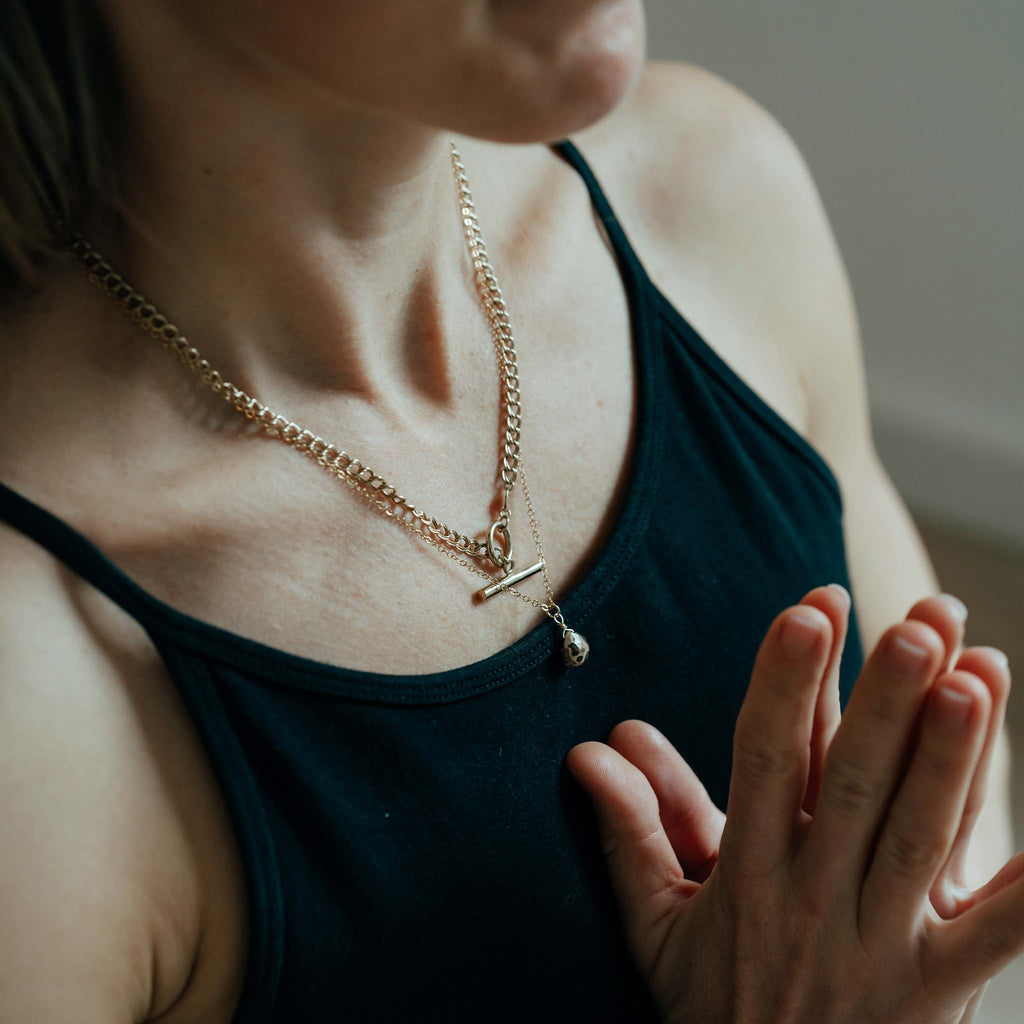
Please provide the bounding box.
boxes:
[561,629,590,667]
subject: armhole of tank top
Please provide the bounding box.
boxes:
[159,650,286,1024]
[551,138,844,514]
[0,485,286,1021]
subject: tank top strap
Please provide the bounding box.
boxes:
[550,138,655,291]
[0,478,166,631]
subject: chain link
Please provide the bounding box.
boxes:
[451,149,523,496]
[64,141,561,620]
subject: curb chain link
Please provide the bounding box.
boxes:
[65,141,563,623]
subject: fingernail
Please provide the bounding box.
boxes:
[936,685,972,726]
[988,648,1010,669]
[827,583,850,607]
[938,593,968,623]
[781,612,823,657]
[886,633,931,677]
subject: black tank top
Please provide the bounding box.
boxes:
[0,140,863,1023]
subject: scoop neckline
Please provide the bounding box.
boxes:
[0,141,665,704]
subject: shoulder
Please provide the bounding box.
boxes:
[577,58,852,325]
[0,523,211,1022]
[575,59,826,245]
[575,59,868,459]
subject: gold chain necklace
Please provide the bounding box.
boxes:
[65,141,590,667]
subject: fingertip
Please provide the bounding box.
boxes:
[943,668,992,703]
[880,620,946,674]
[743,605,833,710]
[932,670,993,726]
[565,740,605,783]
[778,605,831,659]
[796,589,850,662]
[566,741,649,796]
[566,737,605,763]
[784,603,832,631]
[957,646,1011,691]
[799,583,850,617]
[607,718,667,752]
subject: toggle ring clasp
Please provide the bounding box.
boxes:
[486,519,514,572]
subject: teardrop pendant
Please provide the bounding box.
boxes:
[561,629,590,667]
[546,602,589,667]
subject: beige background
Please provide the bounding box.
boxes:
[643,2,1023,1019]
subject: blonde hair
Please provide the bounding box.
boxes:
[0,0,121,290]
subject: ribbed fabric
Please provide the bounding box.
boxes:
[0,139,862,1022]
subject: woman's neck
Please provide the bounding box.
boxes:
[88,0,526,416]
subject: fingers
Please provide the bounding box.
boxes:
[798,618,947,894]
[858,670,990,944]
[565,741,696,943]
[720,603,832,879]
[898,596,1008,905]
[798,584,852,814]
[934,646,1011,901]
[606,720,725,882]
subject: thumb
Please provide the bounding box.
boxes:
[566,741,698,943]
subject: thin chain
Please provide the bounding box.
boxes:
[64,141,564,624]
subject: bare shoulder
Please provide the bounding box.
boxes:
[575,59,864,448]
[576,58,836,270]
[0,523,244,1023]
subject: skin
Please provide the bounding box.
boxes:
[0,0,1017,1020]
[90,0,648,412]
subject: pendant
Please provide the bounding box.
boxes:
[561,629,590,667]
[545,602,589,668]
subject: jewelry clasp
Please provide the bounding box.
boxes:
[486,518,514,571]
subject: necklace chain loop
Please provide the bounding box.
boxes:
[64,141,588,664]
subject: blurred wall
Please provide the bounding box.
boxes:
[644,0,1024,552]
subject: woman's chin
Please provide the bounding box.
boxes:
[461,2,646,145]
[556,14,648,138]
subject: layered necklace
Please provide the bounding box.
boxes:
[65,141,590,667]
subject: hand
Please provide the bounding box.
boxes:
[566,588,1020,1023]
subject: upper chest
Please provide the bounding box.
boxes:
[41,155,810,681]
[1,257,812,690]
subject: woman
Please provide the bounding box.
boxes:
[0,1,1018,1021]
